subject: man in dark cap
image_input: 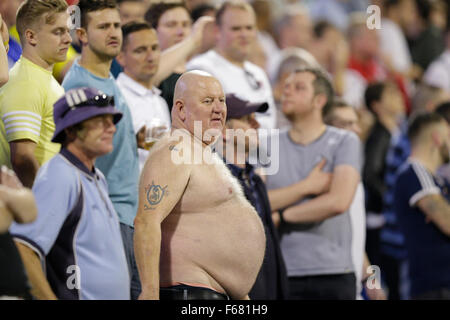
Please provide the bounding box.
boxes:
[10,87,130,300]
[221,94,289,300]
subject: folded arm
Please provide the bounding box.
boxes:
[283,165,360,223]
[417,194,450,237]
[268,158,331,211]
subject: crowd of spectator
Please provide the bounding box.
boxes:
[1,0,450,300]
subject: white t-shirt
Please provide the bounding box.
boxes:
[349,182,366,300]
[424,50,450,92]
[186,50,277,131]
[378,18,412,74]
[116,72,171,171]
[342,69,368,109]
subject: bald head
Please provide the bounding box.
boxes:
[173,70,216,101]
[172,71,227,144]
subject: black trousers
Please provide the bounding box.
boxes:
[413,288,450,300]
[160,284,230,300]
[288,273,356,300]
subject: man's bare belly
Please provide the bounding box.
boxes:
[159,197,266,299]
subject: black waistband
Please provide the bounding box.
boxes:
[160,284,229,300]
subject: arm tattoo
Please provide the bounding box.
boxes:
[144,181,169,211]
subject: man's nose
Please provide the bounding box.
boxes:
[63,30,72,44]
[176,25,186,36]
[105,118,116,133]
[213,100,225,112]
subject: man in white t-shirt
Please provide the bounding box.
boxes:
[116,21,171,171]
[377,0,414,76]
[186,0,276,131]
[424,30,450,93]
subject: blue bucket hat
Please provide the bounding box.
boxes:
[52,87,123,143]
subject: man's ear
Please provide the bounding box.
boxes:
[214,24,221,43]
[174,99,186,122]
[431,129,443,147]
[76,28,87,46]
[314,93,328,111]
[24,28,37,46]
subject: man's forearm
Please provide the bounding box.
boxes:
[268,180,312,212]
[134,216,162,299]
[11,156,39,188]
[284,193,348,223]
[418,195,450,236]
[15,242,57,300]
[0,186,37,223]
[153,38,196,86]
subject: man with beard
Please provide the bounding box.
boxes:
[62,0,141,299]
[265,66,361,299]
[394,112,450,300]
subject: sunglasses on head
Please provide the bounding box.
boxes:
[62,93,115,118]
[244,69,262,90]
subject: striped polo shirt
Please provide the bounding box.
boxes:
[0,57,64,167]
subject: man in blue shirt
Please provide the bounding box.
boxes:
[11,87,130,300]
[62,0,141,299]
[394,112,450,299]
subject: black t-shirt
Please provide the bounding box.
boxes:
[0,231,31,298]
[159,73,182,113]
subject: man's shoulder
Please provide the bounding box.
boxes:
[35,154,79,187]
[395,160,430,192]
[1,62,54,96]
[424,50,450,79]
[324,126,359,145]
[187,50,219,71]
[143,134,193,175]
[62,64,91,90]
[155,93,169,108]
[63,61,111,91]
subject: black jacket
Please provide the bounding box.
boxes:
[227,162,289,300]
[363,121,392,213]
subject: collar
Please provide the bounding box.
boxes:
[117,72,161,97]
[74,57,115,81]
[60,148,96,179]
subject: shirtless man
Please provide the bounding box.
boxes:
[134,70,266,300]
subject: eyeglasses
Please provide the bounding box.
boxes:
[62,93,114,118]
[244,69,262,90]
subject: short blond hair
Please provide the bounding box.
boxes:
[16,0,68,45]
[215,0,254,26]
